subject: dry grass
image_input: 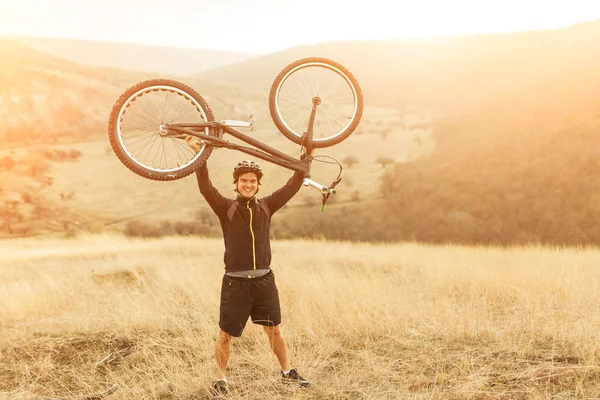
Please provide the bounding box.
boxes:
[2,235,600,399]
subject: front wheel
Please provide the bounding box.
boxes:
[269,57,364,148]
[107,79,216,181]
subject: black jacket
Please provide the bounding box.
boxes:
[196,164,304,272]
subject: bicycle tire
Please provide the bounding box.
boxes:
[269,57,363,148]
[108,79,215,181]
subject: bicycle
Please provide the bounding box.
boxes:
[107,57,364,209]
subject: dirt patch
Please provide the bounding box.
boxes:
[91,266,155,289]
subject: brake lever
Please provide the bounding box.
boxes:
[320,177,342,212]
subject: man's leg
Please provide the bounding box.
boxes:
[264,325,310,388]
[215,328,232,379]
[263,325,290,371]
[253,274,310,388]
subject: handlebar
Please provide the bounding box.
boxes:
[302,178,338,195]
[303,177,342,212]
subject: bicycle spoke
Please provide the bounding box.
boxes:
[121,110,159,127]
[319,107,346,128]
[170,136,193,165]
[167,93,186,122]
[131,101,163,125]
[160,138,167,170]
[121,129,159,142]
[295,79,314,101]
[272,61,359,142]
[153,94,164,123]
[121,121,162,132]
[161,91,170,122]
[136,132,160,165]
[125,132,159,148]
[173,106,201,123]
[130,133,159,157]
[117,85,209,172]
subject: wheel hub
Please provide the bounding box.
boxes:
[158,123,169,136]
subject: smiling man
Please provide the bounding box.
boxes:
[194,158,309,397]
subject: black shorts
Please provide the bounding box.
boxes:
[219,270,281,337]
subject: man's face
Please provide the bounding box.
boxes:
[237,172,258,198]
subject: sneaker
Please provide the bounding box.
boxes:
[209,379,228,398]
[282,368,310,388]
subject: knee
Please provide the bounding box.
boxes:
[263,325,281,337]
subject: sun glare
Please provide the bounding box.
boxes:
[1,0,600,52]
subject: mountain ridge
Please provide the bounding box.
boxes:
[7,36,258,76]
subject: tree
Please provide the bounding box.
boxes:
[342,155,359,168]
[379,129,391,140]
[0,156,15,171]
[375,156,395,168]
[69,148,83,161]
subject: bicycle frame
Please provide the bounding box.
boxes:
[166,98,338,196]
[170,122,309,173]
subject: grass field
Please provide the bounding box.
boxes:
[2,234,600,399]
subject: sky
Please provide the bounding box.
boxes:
[2,0,600,54]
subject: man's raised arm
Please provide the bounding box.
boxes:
[196,163,228,217]
[262,170,305,214]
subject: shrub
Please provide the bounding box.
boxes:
[375,156,395,168]
[68,149,83,161]
[342,155,359,168]
[124,219,214,238]
[379,129,391,140]
[0,156,16,171]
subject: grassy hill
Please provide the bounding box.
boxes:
[0,38,412,238]
[193,19,600,245]
[3,20,600,244]
[9,36,257,76]
[199,19,600,115]
[0,39,266,149]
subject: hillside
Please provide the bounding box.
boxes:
[272,34,600,245]
[200,19,600,116]
[9,36,257,76]
[0,39,265,149]
[367,82,600,245]
[0,38,410,238]
[195,19,600,246]
[3,21,600,245]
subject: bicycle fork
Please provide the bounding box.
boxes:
[300,96,342,211]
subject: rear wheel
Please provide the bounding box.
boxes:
[269,57,363,148]
[108,79,215,181]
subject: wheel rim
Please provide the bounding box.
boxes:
[273,62,359,142]
[117,85,209,173]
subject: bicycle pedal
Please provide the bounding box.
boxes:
[220,119,252,128]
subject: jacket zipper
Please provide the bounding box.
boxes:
[247,202,256,269]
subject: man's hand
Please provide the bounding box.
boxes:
[185,135,203,153]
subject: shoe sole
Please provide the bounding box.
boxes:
[282,379,310,388]
[208,388,228,399]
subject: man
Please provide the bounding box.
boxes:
[188,137,310,397]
